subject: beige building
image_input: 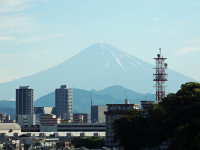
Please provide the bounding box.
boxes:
[40,114,61,132]
[0,123,21,133]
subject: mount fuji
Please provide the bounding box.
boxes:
[0,43,194,100]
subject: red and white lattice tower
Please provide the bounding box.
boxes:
[153,48,168,102]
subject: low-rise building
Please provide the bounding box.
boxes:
[73,114,83,123]
[40,114,61,132]
[34,107,53,124]
[73,113,90,123]
[0,113,10,123]
[0,123,21,133]
[141,101,155,117]
[57,123,105,132]
[17,114,36,127]
[82,113,90,123]
[21,125,40,132]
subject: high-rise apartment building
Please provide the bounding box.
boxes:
[16,86,35,126]
[55,85,72,120]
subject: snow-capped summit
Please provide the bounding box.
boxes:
[0,43,194,100]
[70,43,149,72]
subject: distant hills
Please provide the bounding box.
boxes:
[35,85,155,113]
[0,43,195,100]
[0,85,155,117]
[0,100,15,120]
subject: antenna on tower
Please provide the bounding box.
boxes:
[153,48,168,102]
[159,48,161,56]
[90,93,93,106]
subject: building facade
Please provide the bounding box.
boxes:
[141,101,155,117]
[16,86,35,127]
[40,114,61,132]
[0,113,10,123]
[17,114,35,127]
[34,107,53,124]
[104,99,139,148]
[0,123,21,133]
[73,113,90,123]
[55,85,72,121]
[91,105,107,123]
[73,114,83,123]
[57,123,105,132]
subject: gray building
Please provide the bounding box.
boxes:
[91,105,107,123]
[16,86,35,126]
[104,99,139,148]
[80,113,90,123]
[57,123,105,132]
[55,85,72,120]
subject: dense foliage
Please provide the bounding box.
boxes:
[114,82,200,150]
[71,136,105,149]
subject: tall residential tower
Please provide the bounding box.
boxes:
[16,86,35,126]
[55,85,72,120]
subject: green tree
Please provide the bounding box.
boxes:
[113,82,200,150]
[71,137,105,149]
[113,110,147,150]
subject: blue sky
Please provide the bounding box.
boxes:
[0,0,200,83]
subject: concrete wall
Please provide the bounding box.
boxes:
[17,114,35,127]
[40,125,57,132]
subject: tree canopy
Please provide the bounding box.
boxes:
[71,136,105,149]
[114,82,200,150]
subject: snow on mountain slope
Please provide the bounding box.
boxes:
[0,43,195,100]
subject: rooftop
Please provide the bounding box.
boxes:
[0,123,21,130]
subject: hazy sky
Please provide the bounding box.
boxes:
[0,0,200,83]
